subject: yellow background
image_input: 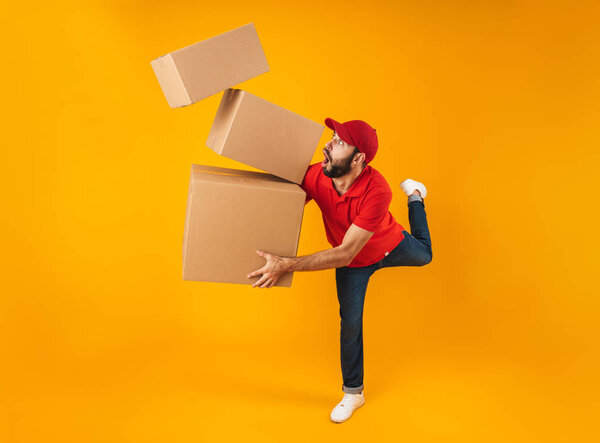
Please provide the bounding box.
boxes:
[2,0,599,441]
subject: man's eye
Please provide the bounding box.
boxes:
[338,140,343,145]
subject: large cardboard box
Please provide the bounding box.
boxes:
[151,24,269,108]
[182,164,305,286]
[206,89,324,184]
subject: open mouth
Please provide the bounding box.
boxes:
[322,149,331,167]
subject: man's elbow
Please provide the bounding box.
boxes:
[340,249,357,267]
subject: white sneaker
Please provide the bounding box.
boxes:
[400,178,427,199]
[330,392,365,423]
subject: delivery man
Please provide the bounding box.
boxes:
[247,118,433,423]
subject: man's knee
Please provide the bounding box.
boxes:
[419,251,433,266]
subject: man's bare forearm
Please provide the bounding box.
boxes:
[282,246,351,272]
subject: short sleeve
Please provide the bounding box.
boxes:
[352,189,392,233]
[300,163,320,205]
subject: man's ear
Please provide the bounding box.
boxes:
[354,151,366,165]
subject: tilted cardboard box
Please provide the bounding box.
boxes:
[151,23,269,108]
[182,164,306,286]
[206,88,324,184]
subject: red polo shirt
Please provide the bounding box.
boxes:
[300,163,405,267]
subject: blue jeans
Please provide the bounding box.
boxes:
[335,199,433,394]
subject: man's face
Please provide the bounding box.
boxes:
[322,132,360,178]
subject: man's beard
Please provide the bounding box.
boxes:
[323,152,354,178]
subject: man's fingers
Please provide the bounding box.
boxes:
[253,274,269,288]
[260,278,272,288]
[250,273,279,288]
[247,266,267,279]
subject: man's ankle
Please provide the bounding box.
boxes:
[408,193,423,204]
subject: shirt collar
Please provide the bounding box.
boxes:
[322,165,373,200]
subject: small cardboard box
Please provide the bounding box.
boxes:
[207,88,324,184]
[151,23,269,108]
[182,164,306,286]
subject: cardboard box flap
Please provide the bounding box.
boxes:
[191,164,305,194]
[206,89,243,152]
[150,54,191,108]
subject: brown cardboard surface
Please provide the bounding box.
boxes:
[151,24,269,108]
[182,164,306,286]
[206,89,324,184]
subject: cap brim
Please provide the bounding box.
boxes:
[324,118,354,146]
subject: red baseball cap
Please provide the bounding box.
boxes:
[325,118,378,164]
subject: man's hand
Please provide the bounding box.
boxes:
[246,224,374,288]
[247,250,290,288]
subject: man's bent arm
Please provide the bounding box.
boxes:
[247,224,375,288]
[284,223,374,271]
[283,245,350,271]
